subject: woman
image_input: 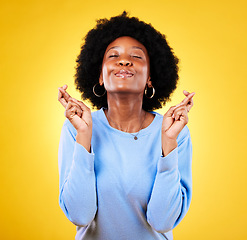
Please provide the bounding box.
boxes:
[58,12,195,240]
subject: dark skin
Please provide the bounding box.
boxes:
[99,36,153,133]
[58,36,195,156]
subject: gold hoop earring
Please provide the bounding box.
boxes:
[145,85,155,99]
[93,83,106,97]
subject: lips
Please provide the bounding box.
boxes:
[115,69,134,78]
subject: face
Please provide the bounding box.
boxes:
[100,36,151,95]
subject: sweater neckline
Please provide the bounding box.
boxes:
[98,107,161,139]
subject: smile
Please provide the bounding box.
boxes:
[115,69,134,78]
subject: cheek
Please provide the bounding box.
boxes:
[102,62,113,78]
[101,63,114,89]
[137,64,149,78]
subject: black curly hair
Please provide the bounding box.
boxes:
[74,11,179,111]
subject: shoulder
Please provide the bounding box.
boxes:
[91,108,104,126]
[91,108,101,119]
[150,111,163,126]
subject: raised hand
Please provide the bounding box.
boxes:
[58,85,82,118]
[161,90,195,155]
[58,85,92,152]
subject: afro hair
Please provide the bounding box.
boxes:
[74,11,179,111]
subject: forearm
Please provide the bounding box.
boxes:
[147,148,182,232]
[59,121,96,226]
[147,126,192,233]
[59,142,97,226]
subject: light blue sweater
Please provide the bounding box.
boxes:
[58,108,192,240]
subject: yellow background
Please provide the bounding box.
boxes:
[1,0,246,239]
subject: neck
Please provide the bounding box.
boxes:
[105,93,145,133]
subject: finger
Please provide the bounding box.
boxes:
[173,105,187,112]
[184,90,194,112]
[76,108,83,118]
[165,105,177,117]
[176,93,189,107]
[65,99,73,111]
[172,106,186,119]
[72,100,83,117]
[175,112,182,121]
[175,110,186,121]
[59,87,71,100]
[58,88,62,100]
[73,105,83,118]
[67,98,83,112]
[70,98,84,111]
[174,90,190,108]
[177,92,195,108]
[73,98,90,112]
[181,92,194,104]
[183,90,190,96]
[58,86,72,103]
[65,101,74,119]
[65,101,81,119]
[62,84,68,90]
[58,88,69,108]
[187,97,194,112]
[171,91,194,115]
[174,109,188,123]
[68,98,83,113]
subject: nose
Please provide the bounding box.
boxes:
[117,59,133,66]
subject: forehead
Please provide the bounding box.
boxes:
[105,36,148,53]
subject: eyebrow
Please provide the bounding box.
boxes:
[106,46,145,54]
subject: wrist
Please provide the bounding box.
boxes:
[162,138,177,157]
[76,131,92,153]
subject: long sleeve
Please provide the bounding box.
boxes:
[58,119,97,226]
[146,125,192,233]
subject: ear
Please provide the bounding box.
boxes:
[99,71,104,86]
[147,76,152,87]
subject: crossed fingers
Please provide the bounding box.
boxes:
[65,98,83,118]
[58,84,83,117]
[58,84,71,108]
[175,91,195,112]
[166,91,195,121]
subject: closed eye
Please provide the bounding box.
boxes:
[109,54,119,58]
[132,55,142,59]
